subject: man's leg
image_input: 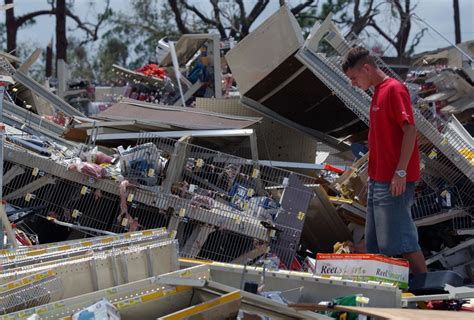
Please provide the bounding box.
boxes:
[365,180,379,253]
[402,251,428,274]
[372,182,426,274]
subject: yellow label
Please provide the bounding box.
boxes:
[235,216,241,225]
[116,301,129,309]
[80,186,88,195]
[106,288,118,295]
[297,211,305,220]
[32,167,39,176]
[247,188,254,197]
[127,193,134,202]
[25,193,32,202]
[441,138,449,145]
[179,208,186,217]
[195,159,204,167]
[35,307,49,314]
[428,149,438,159]
[101,237,113,244]
[243,202,248,210]
[72,209,79,218]
[170,230,177,239]
[81,241,93,247]
[269,230,276,238]
[252,168,260,178]
[121,218,128,227]
[147,168,155,177]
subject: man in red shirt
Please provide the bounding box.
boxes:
[342,47,427,274]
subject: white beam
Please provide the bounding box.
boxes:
[95,129,255,141]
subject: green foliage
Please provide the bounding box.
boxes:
[95,37,129,83]
[102,0,181,68]
[0,23,6,51]
[67,37,96,81]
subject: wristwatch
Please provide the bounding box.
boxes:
[395,170,407,178]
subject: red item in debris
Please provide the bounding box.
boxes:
[290,257,302,271]
[68,162,106,179]
[190,195,215,210]
[135,64,167,79]
[324,163,345,174]
[117,180,141,232]
[43,113,69,126]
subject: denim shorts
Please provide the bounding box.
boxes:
[366,180,421,256]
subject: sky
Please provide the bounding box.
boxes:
[1,0,473,58]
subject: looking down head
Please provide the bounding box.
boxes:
[342,46,379,91]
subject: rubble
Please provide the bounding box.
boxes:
[0,4,473,319]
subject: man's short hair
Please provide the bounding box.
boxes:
[342,47,376,72]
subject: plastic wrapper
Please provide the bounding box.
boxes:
[72,299,121,320]
[190,194,215,210]
[68,162,107,179]
[116,180,140,232]
[119,143,167,186]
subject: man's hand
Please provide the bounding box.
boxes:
[390,174,406,197]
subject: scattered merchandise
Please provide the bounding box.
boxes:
[72,299,121,320]
[315,253,410,289]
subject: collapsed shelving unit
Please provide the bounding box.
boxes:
[226,6,474,235]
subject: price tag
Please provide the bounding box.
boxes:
[179,208,186,217]
[72,209,80,218]
[252,168,260,178]
[147,168,155,177]
[32,168,39,176]
[428,149,438,159]
[170,230,177,239]
[269,230,276,238]
[297,211,305,220]
[121,218,128,227]
[247,188,254,197]
[80,186,89,195]
[25,193,33,202]
[127,194,134,202]
[188,184,196,193]
[195,159,204,167]
[235,215,241,225]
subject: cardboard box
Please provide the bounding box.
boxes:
[315,253,409,289]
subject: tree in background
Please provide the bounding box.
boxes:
[4,0,111,74]
[67,37,95,81]
[94,37,129,84]
[0,22,6,51]
[301,0,426,58]
[101,0,181,71]
[4,0,55,55]
[167,0,318,40]
[366,0,426,57]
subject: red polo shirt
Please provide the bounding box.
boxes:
[368,78,420,182]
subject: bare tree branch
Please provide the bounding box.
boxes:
[168,0,191,34]
[408,27,427,53]
[241,0,270,36]
[210,0,228,38]
[179,0,216,26]
[235,0,246,23]
[16,10,55,28]
[291,0,318,15]
[368,21,397,48]
[65,0,111,46]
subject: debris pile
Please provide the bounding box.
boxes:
[0,5,473,319]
